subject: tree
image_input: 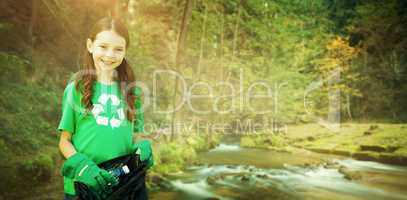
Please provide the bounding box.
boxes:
[170,0,193,140]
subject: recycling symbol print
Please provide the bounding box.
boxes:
[91,93,125,129]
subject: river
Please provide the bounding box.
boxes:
[150,141,407,200]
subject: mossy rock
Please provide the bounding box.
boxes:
[363,131,373,136]
[323,161,341,169]
[146,173,172,189]
[369,125,379,130]
[206,176,219,185]
[359,145,386,152]
[306,136,316,141]
[308,147,331,154]
[338,166,362,181]
[352,152,379,161]
[267,146,293,153]
[385,146,400,153]
[240,175,250,182]
[331,149,352,156]
[378,153,407,165]
[204,198,220,200]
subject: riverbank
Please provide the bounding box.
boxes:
[240,123,407,166]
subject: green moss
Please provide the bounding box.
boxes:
[240,136,256,147]
[289,123,407,159]
[240,133,288,149]
[395,148,407,156]
[268,134,286,147]
[180,146,197,164]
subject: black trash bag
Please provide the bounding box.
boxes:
[74,153,148,200]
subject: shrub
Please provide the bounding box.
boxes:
[240,136,255,147]
[19,153,54,183]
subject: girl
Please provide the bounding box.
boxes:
[58,17,153,200]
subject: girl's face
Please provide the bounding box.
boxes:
[87,30,126,73]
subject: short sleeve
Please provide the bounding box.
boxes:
[57,82,78,134]
[133,87,145,133]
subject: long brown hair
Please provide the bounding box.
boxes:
[75,17,137,121]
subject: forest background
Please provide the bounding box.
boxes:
[0,0,406,199]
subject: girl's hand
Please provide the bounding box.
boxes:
[131,140,154,168]
[61,153,119,198]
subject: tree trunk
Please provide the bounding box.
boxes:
[29,0,38,60]
[346,94,352,120]
[231,1,241,63]
[224,1,241,82]
[170,0,193,141]
[197,0,207,80]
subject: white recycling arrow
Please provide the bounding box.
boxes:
[110,117,121,128]
[98,94,110,105]
[110,95,120,106]
[92,104,104,117]
[96,116,109,126]
[117,108,125,120]
[92,93,125,129]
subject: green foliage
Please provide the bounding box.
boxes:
[0,22,13,32]
[180,146,197,164]
[19,153,54,182]
[267,134,285,147]
[0,52,60,153]
[121,0,407,126]
[345,0,407,120]
[158,142,184,166]
[241,133,286,148]
[152,133,220,174]
[186,135,207,151]
[240,136,255,147]
[293,123,407,158]
[1,1,407,195]
[154,140,198,174]
[0,52,29,84]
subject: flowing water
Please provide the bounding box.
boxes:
[150,142,407,200]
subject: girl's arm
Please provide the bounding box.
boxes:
[59,131,77,159]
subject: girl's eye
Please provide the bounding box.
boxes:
[99,45,107,49]
[116,48,124,52]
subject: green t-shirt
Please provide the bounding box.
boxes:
[58,81,144,195]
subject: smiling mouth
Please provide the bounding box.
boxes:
[101,60,115,65]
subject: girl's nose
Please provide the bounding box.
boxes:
[105,49,115,57]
